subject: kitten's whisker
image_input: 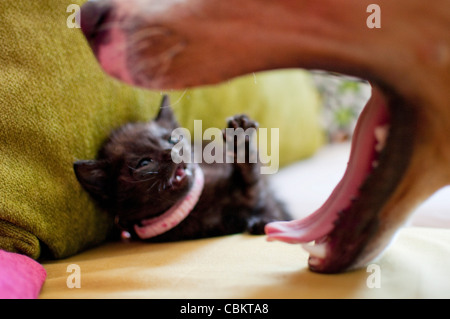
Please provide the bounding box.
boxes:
[147,180,160,192]
[129,175,159,183]
[131,179,153,183]
[142,171,159,176]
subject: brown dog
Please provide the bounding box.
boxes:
[79,0,450,273]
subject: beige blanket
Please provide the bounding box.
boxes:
[40,227,450,299]
[39,143,450,299]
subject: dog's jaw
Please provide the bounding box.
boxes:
[79,0,450,273]
[268,85,432,272]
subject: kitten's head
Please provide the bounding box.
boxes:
[74,95,196,233]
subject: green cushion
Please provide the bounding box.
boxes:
[0,0,324,260]
[170,70,325,167]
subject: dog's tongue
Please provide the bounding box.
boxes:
[265,88,390,244]
[134,165,204,239]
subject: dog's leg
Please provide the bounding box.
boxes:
[81,0,450,273]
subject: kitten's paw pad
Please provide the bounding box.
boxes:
[223,114,259,165]
[226,114,259,132]
[223,114,259,150]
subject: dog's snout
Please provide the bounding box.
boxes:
[80,0,112,40]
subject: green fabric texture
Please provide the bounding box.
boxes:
[0,0,324,260]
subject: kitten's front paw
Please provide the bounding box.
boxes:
[223,115,259,162]
[226,114,259,132]
[246,216,272,235]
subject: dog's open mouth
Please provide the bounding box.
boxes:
[79,0,449,273]
[266,84,417,273]
[133,165,204,239]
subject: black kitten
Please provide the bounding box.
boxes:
[74,96,291,241]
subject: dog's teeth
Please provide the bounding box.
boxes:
[309,257,322,267]
[121,231,131,240]
[301,242,327,259]
[374,125,390,152]
[176,175,182,181]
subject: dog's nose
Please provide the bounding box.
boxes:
[80,0,112,39]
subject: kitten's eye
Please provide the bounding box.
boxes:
[137,158,153,169]
[168,135,182,144]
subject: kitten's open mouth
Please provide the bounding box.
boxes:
[266,85,417,273]
[171,163,189,188]
[134,164,204,239]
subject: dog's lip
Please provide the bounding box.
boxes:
[266,85,391,243]
[80,1,112,41]
[266,84,416,273]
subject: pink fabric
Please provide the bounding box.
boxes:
[0,250,47,299]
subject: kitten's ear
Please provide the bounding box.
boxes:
[73,160,109,201]
[155,95,179,129]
